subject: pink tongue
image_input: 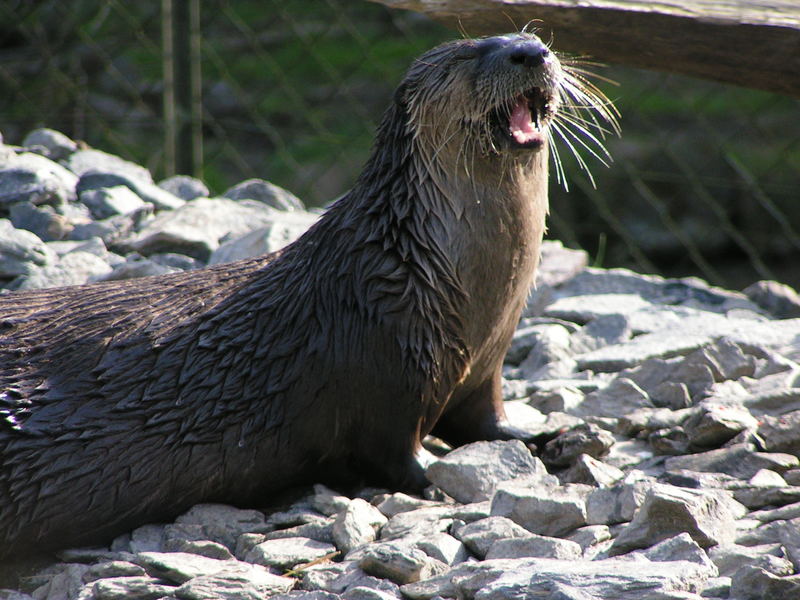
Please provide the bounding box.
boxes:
[509,97,538,144]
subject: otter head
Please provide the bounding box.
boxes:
[397,33,562,170]
[391,33,618,190]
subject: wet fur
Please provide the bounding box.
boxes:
[1,34,561,558]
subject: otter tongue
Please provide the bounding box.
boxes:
[509,96,538,144]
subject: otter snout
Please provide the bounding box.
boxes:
[474,35,551,70]
[505,39,550,69]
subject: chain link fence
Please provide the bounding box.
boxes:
[3,0,799,290]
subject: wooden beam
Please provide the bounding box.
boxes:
[371,1,800,97]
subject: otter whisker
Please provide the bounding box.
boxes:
[562,96,619,136]
[552,121,593,177]
[533,56,620,190]
[501,11,520,33]
[551,120,598,187]
[561,69,617,104]
[555,112,614,165]
[450,120,478,178]
[485,117,500,155]
[556,108,618,139]
[561,64,620,88]
[559,71,620,133]
[455,17,472,41]
[470,138,481,201]
[521,19,542,35]
[429,116,466,163]
[555,112,611,160]
[548,130,569,190]
[455,139,470,177]
[469,130,481,177]
[467,131,480,182]
[557,89,612,137]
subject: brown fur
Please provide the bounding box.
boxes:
[0,33,562,559]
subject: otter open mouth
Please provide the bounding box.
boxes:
[492,87,550,150]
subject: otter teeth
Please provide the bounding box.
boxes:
[509,95,541,145]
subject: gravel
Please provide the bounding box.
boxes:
[2,130,800,599]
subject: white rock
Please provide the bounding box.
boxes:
[375,493,444,519]
[67,149,153,183]
[332,498,388,553]
[358,540,447,585]
[490,482,589,537]
[455,515,533,558]
[0,218,56,276]
[414,532,469,565]
[609,484,743,555]
[311,484,352,517]
[174,562,295,599]
[15,250,111,289]
[379,506,453,541]
[244,536,336,570]
[400,557,713,600]
[135,551,235,584]
[80,185,146,219]
[22,128,78,160]
[485,534,583,560]
[222,178,304,211]
[175,503,267,550]
[426,440,551,504]
[92,576,175,600]
[208,211,319,264]
[128,198,289,260]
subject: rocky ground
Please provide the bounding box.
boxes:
[2,129,800,600]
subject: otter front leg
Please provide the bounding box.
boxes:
[432,369,534,447]
[352,405,436,493]
[395,447,437,493]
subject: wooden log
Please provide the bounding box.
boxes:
[371,0,800,97]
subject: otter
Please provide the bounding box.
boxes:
[0,33,615,559]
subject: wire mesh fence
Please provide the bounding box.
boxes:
[2,0,799,290]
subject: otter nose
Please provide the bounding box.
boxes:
[506,40,550,69]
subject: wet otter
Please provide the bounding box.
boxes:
[0,33,615,559]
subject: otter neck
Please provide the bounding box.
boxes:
[423,141,550,359]
[342,100,550,360]
[350,101,550,235]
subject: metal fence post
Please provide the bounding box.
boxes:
[162,0,202,178]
